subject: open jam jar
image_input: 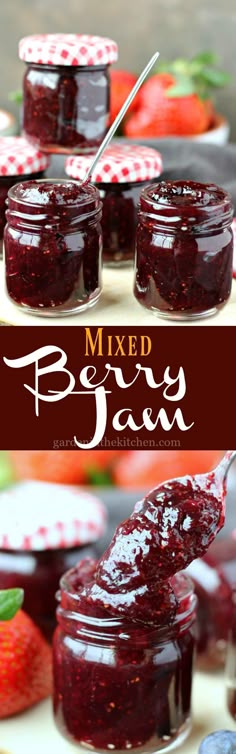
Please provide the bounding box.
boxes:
[66,145,163,266]
[53,569,196,753]
[19,34,118,155]
[187,536,236,670]
[0,481,106,640]
[4,178,102,315]
[0,136,49,258]
[226,588,236,721]
[134,180,234,319]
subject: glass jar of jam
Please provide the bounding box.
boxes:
[66,145,163,266]
[4,178,102,315]
[187,535,236,670]
[0,481,106,640]
[0,136,49,258]
[53,568,196,753]
[19,34,118,155]
[226,588,236,720]
[134,180,234,320]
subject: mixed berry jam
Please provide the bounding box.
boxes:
[4,179,102,315]
[54,570,196,752]
[188,536,236,669]
[134,181,233,320]
[99,181,150,267]
[22,64,110,155]
[53,467,227,752]
[0,172,45,257]
[0,543,95,640]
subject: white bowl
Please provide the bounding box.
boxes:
[192,114,230,145]
[0,109,18,136]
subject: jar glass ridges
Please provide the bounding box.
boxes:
[0,135,50,258]
[4,178,102,316]
[53,571,197,753]
[134,180,234,320]
[19,34,118,154]
[66,145,163,267]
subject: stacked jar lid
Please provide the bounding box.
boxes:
[0,480,106,639]
[66,144,163,266]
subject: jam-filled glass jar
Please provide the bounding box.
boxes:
[226,588,236,721]
[19,34,118,155]
[0,136,49,258]
[53,570,197,753]
[187,535,236,670]
[134,180,234,320]
[0,481,106,640]
[66,145,163,266]
[4,178,102,315]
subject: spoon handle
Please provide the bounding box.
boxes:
[83,50,160,183]
[215,451,236,484]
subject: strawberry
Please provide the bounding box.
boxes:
[124,52,229,138]
[109,70,140,125]
[124,72,210,138]
[0,606,52,718]
[112,450,223,489]
[8,450,120,485]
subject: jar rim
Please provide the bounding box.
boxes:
[59,569,196,633]
[7,178,100,209]
[140,179,233,213]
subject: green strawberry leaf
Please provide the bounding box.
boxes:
[0,451,15,489]
[191,51,218,66]
[165,77,196,97]
[200,67,230,87]
[86,466,114,486]
[0,588,24,621]
[8,89,23,104]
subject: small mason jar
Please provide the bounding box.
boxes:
[66,145,163,266]
[53,570,197,753]
[226,588,236,720]
[134,180,234,320]
[0,481,106,640]
[0,136,49,258]
[19,34,118,155]
[187,536,236,670]
[4,178,102,315]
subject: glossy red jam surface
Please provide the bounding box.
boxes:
[4,179,102,312]
[188,537,236,668]
[0,172,45,255]
[53,469,226,751]
[54,578,195,750]
[23,64,110,154]
[0,543,95,640]
[134,180,233,316]
[99,182,147,266]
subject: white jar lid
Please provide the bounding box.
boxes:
[0,481,106,551]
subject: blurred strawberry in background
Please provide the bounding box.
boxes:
[8,450,121,485]
[113,450,224,488]
[109,69,140,125]
[117,52,229,138]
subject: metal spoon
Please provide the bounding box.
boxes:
[82,50,160,184]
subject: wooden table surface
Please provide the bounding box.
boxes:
[0,264,235,326]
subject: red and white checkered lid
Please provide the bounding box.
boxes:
[0,481,106,550]
[232,218,236,278]
[19,34,118,67]
[0,137,50,177]
[66,144,163,184]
